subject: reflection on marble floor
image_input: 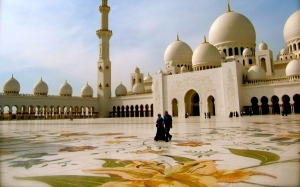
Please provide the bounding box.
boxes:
[0,115,299,187]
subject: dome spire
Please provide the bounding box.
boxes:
[227,0,231,12]
[12,74,14,78]
[202,36,208,44]
[176,33,180,41]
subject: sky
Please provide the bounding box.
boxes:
[0,0,299,97]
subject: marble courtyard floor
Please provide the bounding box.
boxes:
[0,115,299,187]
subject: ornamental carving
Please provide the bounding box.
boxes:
[169,75,217,114]
[226,68,237,111]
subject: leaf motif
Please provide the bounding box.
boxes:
[162,155,195,162]
[97,159,133,168]
[228,148,280,165]
[14,175,124,187]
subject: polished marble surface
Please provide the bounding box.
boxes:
[0,115,299,187]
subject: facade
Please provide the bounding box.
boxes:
[1,1,300,120]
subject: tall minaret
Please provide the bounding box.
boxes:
[97,0,112,118]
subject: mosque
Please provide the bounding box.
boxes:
[0,0,299,120]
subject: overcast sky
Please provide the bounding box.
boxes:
[0,0,299,97]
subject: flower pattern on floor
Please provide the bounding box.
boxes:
[0,115,299,187]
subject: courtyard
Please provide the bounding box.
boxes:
[0,115,299,187]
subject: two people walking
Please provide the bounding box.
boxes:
[154,111,172,142]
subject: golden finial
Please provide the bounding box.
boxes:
[227,0,231,12]
[176,33,179,41]
[120,81,122,84]
[86,82,89,85]
[202,36,207,44]
[12,74,14,78]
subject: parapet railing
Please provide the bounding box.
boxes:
[243,76,300,87]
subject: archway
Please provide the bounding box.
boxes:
[126,105,129,117]
[261,96,269,114]
[140,105,144,117]
[130,105,134,117]
[172,98,178,117]
[293,94,300,114]
[185,90,200,116]
[113,106,116,117]
[135,105,139,117]
[117,106,120,117]
[271,96,280,114]
[207,96,215,116]
[251,97,259,115]
[145,105,149,117]
[121,106,125,117]
[260,58,266,72]
[282,95,291,114]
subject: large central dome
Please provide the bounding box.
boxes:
[209,11,256,46]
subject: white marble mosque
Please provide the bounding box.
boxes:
[0,1,300,187]
[0,0,299,120]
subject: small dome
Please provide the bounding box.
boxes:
[33,78,48,95]
[280,48,288,55]
[144,73,152,82]
[248,66,266,80]
[219,50,226,59]
[81,82,93,97]
[192,39,221,67]
[259,41,268,51]
[59,80,72,96]
[134,67,140,73]
[157,69,163,74]
[209,11,256,46]
[181,66,187,73]
[169,60,176,67]
[3,75,20,93]
[115,82,127,96]
[243,48,252,57]
[283,9,300,44]
[164,35,193,66]
[286,58,300,77]
[132,82,145,94]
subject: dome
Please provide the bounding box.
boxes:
[132,82,145,94]
[209,11,256,46]
[134,67,140,73]
[81,82,93,97]
[243,48,252,57]
[3,75,20,93]
[283,10,300,43]
[259,41,268,51]
[115,82,127,96]
[157,69,163,74]
[286,58,300,77]
[33,78,48,95]
[220,50,226,59]
[248,66,266,80]
[59,80,73,96]
[164,35,193,66]
[280,47,288,55]
[192,39,221,67]
[181,66,187,73]
[144,73,152,82]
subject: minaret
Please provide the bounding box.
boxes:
[97,0,112,118]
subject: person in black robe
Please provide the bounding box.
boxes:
[154,114,165,141]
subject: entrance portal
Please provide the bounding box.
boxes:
[172,99,178,117]
[184,90,200,116]
[207,96,215,116]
